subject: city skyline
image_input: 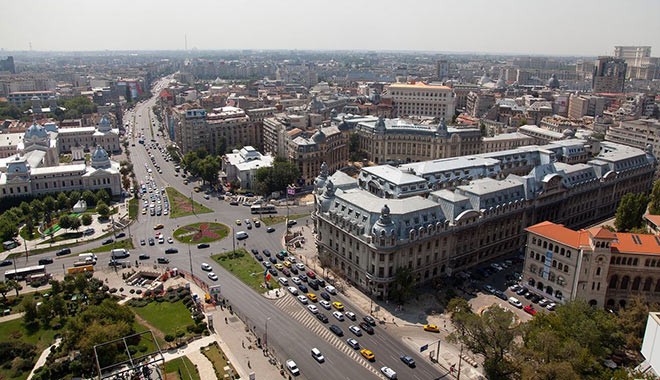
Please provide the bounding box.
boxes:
[2,0,659,56]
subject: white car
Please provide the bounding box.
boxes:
[286,360,300,376]
[319,300,331,310]
[311,347,325,363]
[509,284,521,292]
[295,263,305,271]
[307,304,319,314]
[291,277,302,285]
[167,237,173,244]
[325,285,337,294]
[201,263,212,271]
[278,277,289,286]
[381,366,397,379]
[297,295,309,304]
[345,311,356,321]
[287,286,299,295]
[546,302,557,311]
[538,299,551,307]
[348,325,362,336]
[332,311,344,321]
[208,272,218,281]
[508,296,523,308]
[490,263,503,271]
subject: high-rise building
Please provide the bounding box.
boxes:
[386,82,456,119]
[567,94,605,119]
[0,56,15,74]
[436,60,449,80]
[592,57,627,93]
[614,46,652,67]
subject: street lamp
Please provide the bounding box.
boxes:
[264,317,271,351]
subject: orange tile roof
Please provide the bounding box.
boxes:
[587,226,617,240]
[612,233,660,255]
[526,221,590,248]
[645,214,660,227]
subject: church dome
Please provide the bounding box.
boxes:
[547,74,560,89]
[562,128,575,138]
[319,180,335,212]
[24,122,48,141]
[371,204,396,238]
[97,115,112,132]
[91,146,111,169]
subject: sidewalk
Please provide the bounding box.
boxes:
[26,338,61,380]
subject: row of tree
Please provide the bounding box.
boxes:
[182,149,221,186]
[254,157,301,196]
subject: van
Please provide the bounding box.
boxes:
[311,348,325,363]
[111,249,130,259]
[78,253,98,264]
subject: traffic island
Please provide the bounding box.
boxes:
[174,222,229,244]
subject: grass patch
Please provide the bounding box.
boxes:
[19,225,41,241]
[201,342,240,379]
[37,231,84,245]
[0,291,48,316]
[128,198,139,220]
[129,300,194,337]
[166,187,213,218]
[212,249,279,293]
[163,356,201,380]
[260,213,309,226]
[0,318,57,380]
[174,222,229,244]
[89,238,134,253]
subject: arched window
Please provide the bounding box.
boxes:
[644,277,653,292]
[537,281,544,291]
[589,299,598,307]
[596,267,601,276]
[555,290,563,300]
[621,276,630,290]
[609,274,619,289]
[632,276,641,291]
[545,285,554,295]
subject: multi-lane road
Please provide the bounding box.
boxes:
[15,77,446,380]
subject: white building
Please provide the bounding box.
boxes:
[385,82,456,119]
[222,146,274,190]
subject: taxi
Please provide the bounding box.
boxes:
[423,324,440,333]
[332,301,344,311]
[360,349,375,361]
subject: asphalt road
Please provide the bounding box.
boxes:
[9,77,446,380]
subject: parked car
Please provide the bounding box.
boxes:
[508,297,523,308]
[524,305,537,315]
[363,315,377,326]
[157,257,170,264]
[316,313,328,323]
[139,254,150,260]
[0,260,12,267]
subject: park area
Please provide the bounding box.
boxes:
[212,249,280,292]
[162,356,201,380]
[165,187,212,218]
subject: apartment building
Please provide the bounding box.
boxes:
[386,82,456,119]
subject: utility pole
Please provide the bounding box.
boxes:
[188,244,193,277]
[457,343,463,380]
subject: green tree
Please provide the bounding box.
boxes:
[70,217,81,232]
[43,196,56,214]
[19,201,31,217]
[0,217,18,242]
[68,190,81,207]
[614,193,649,232]
[95,189,110,205]
[254,159,301,195]
[648,180,660,215]
[198,155,220,185]
[388,267,415,304]
[81,190,96,206]
[0,281,10,300]
[616,295,657,351]
[96,202,110,219]
[22,298,38,326]
[81,214,92,226]
[447,298,520,380]
[56,193,69,211]
[58,215,72,231]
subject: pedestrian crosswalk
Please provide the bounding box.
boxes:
[274,294,383,378]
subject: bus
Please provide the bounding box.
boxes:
[251,204,277,214]
[4,265,46,281]
[67,265,94,274]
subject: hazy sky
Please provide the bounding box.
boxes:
[2,0,659,56]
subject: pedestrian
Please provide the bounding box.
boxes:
[242,340,245,348]
[247,360,251,368]
[225,317,228,324]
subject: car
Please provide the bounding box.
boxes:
[424,324,440,333]
[307,293,318,302]
[38,257,53,265]
[287,286,298,295]
[157,257,170,264]
[153,224,164,230]
[482,284,496,294]
[380,366,397,379]
[276,251,287,260]
[236,231,248,240]
[278,277,289,286]
[360,349,375,361]
[295,263,305,271]
[262,249,271,257]
[329,324,343,336]
[201,263,212,271]
[400,354,416,367]
[285,359,300,376]
[165,248,178,254]
[235,219,242,225]
[0,260,12,267]
[207,272,218,281]
[83,228,95,236]
[311,347,325,363]
[317,278,326,287]
[524,305,537,315]
[269,257,278,264]
[349,325,362,336]
[266,227,275,233]
[251,248,259,255]
[287,219,298,227]
[538,299,551,307]
[342,338,359,351]
[196,243,210,249]
[363,315,377,326]
[509,284,522,292]
[140,239,146,246]
[204,194,210,200]
[345,311,356,320]
[102,239,114,245]
[516,286,529,296]
[325,285,337,294]
[268,268,278,276]
[359,321,375,334]
[546,303,557,311]
[508,297,523,308]
[116,232,126,238]
[332,301,344,310]
[283,260,292,268]
[290,266,299,275]
[254,254,263,262]
[307,304,319,314]
[298,274,308,282]
[307,271,316,279]
[494,290,508,301]
[316,313,329,323]
[158,237,164,244]
[319,300,331,310]
[490,263,503,271]
[274,263,284,270]
[291,277,301,285]
[262,261,272,269]
[167,237,173,244]
[298,284,308,293]
[320,291,331,301]
[229,200,238,206]
[332,311,344,321]
[281,268,291,277]
[531,294,543,303]
[525,291,536,300]
[297,295,309,304]
[139,254,150,260]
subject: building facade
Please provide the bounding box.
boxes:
[592,57,627,93]
[523,221,660,309]
[222,146,274,190]
[386,82,456,119]
[313,140,655,298]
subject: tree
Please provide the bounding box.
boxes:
[22,298,38,326]
[43,196,56,214]
[614,193,649,232]
[58,215,72,231]
[0,281,10,300]
[616,295,657,351]
[121,176,131,192]
[0,217,17,242]
[198,155,220,185]
[95,189,110,205]
[254,159,301,195]
[96,202,110,219]
[447,298,520,380]
[388,267,414,304]
[81,214,92,226]
[70,217,81,232]
[81,190,96,206]
[56,193,69,211]
[649,180,660,215]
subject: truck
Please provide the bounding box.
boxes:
[111,249,130,259]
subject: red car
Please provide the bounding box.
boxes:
[307,271,316,279]
[523,305,537,316]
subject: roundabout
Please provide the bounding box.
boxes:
[173,222,229,244]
